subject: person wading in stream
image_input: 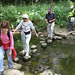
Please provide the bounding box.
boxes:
[67,5,75,31]
[13,14,39,57]
[45,8,56,40]
[0,20,14,75]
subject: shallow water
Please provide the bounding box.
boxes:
[14,33,75,75]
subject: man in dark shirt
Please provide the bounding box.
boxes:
[45,8,56,40]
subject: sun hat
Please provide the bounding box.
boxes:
[22,14,28,19]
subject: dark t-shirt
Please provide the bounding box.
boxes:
[45,12,56,23]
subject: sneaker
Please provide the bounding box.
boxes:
[25,52,29,57]
[9,67,13,69]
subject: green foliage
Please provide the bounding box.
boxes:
[14,33,23,54]
[0,1,74,29]
[67,0,74,6]
[52,2,69,27]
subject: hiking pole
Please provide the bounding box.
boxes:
[50,0,55,9]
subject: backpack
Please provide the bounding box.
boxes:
[0,29,10,40]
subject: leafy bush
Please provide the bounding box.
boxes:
[0,1,74,29]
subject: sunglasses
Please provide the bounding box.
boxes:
[23,18,27,19]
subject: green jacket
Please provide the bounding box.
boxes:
[68,9,74,18]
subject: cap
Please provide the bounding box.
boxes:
[22,14,28,19]
[70,5,74,9]
[48,8,51,12]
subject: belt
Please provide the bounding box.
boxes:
[24,31,30,35]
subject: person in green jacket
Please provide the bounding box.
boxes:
[67,5,75,31]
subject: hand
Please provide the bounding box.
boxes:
[47,22,48,24]
[36,33,39,37]
[12,28,17,34]
[12,31,15,34]
[49,20,52,23]
[9,50,12,56]
[12,32,14,34]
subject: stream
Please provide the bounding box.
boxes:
[14,33,75,75]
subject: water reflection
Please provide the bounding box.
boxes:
[53,57,60,73]
[14,34,75,75]
[25,66,29,75]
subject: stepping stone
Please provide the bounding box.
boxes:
[23,55,31,59]
[31,45,37,50]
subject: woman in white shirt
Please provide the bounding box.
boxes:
[13,14,38,57]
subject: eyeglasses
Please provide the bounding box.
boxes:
[23,18,27,19]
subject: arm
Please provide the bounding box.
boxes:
[13,27,18,33]
[45,14,48,24]
[49,18,56,23]
[9,32,14,56]
[30,21,39,37]
[13,21,23,33]
[51,18,56,22]
[33,29,39,37]
[45,18,48,24]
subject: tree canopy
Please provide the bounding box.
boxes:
[0,0,74,5]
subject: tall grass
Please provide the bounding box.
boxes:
[0,1,74,30]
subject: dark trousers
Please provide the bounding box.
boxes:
[67,18,73,31]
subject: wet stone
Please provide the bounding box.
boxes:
[4,69,24,75]
[41,43,47,48]
[40,41,45,44]
[23,56,31,61]
[31,45,37,50]
[38,32,42,35]
[72,32,75,35]
[40,34,44,37]
[53,36,62,40]
[18,50,25,57]
[13,57,19,63]
[40,38,45,41]
[31,49,37,53]
[47,39,52,44]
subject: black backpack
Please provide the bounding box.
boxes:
[0,29,10,40]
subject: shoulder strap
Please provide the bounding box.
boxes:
[7,30,10,40]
